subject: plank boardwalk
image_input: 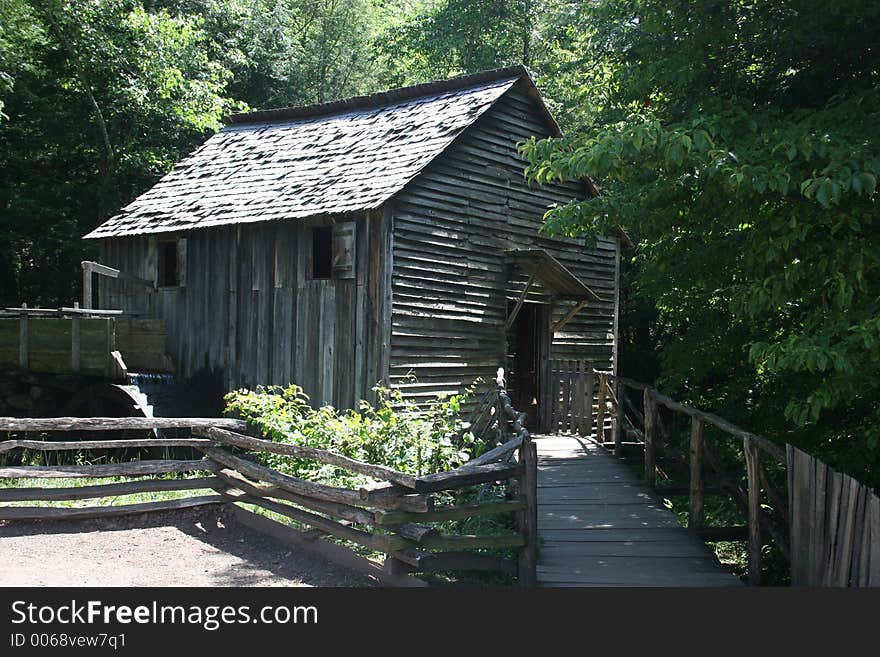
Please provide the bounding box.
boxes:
[534,435,742,587]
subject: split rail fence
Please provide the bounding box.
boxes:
[545,359,879,587]
[0,382,538,586]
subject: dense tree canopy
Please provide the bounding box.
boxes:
[520,0,880,482]
[0,0,877,481]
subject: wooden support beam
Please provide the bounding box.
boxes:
[0,416,247,432]
[71,302,81,373]
[464,433,523,468]
[204,446,428,512]
[643,388,657,488]
[595,373,608,443]
[0,495,226,522]
[82,260,120,279]
[613,379,624,457]
[197,426,418,489]
[0,476,221,503]
[0,437,213,453]
[82,262,93,309]
[411,461,523,493]
[373,500,525,526]
[0,459,215,479]
[111,350,127,380]
[517,434,538,587]
[229,506,427,587]
[215,468,376,527]
[550,299,588,333]
[228,492,410,554]
[584,370,596,439]
[505,273,535,331]
[689,417,705,531]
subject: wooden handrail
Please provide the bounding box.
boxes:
[615,378,785,462]
[577,368,790,585]
[0,416,247,432]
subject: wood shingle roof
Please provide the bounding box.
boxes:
[84,68,534,239]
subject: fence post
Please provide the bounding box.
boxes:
[517,431,538,587]
[584,369,596,440]
[70,301,82,374]
[82,261,93,310]
[595,373,607,444]
[613,379,624,457]
[744,436,762,585]
[643,388,656,487]
[689,418,704,530]
[495,369,506,443]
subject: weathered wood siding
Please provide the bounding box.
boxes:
[389,81,619,404]
[97,213,391,408]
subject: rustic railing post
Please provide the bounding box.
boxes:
[82,261,93,310]
[643,388,657,487]
[584,368,596,440]
[595,373,607,444]
[71,302,82,374]
[744,436,762,585]
[495,368,507,442]
[613,379,624,457]
[517,430,538,587]
[689,417,704,530]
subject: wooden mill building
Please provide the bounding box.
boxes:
[84,66,622,429]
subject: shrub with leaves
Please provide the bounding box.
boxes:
[224,383,478,488]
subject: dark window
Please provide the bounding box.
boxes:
[157,240,179,287]
[312,226,333,279]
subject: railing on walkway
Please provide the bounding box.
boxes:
[545,360,879,587]
[0,377,538,586]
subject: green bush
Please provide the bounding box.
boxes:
[224,383,479,487]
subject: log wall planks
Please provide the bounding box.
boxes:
[389,82,618,406]
[98,212,392,408]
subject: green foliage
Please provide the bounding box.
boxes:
[224,382,516,579]
[375,0,535,84]
[521,0,880,485]
[224,383,478,486]
[0,0,241,306]
[221,0,388,107]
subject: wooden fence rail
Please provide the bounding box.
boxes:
[566,367,879,587]
[0,377,538,587]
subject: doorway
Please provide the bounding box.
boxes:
[507,303,550,429]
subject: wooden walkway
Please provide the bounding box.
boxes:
[534,435,742,587]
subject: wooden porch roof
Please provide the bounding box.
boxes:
[505,249,600,302]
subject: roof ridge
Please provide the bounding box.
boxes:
[226,65,529,126]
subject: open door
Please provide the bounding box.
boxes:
[507,303,550,429]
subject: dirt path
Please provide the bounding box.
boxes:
[0,507,373,587]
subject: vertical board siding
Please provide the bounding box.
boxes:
[787,444,880,587]
[97,214,389,409]
[389,83,618,405]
